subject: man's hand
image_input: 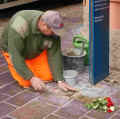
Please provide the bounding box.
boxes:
[30,77,46,91]
[58,81,77,92]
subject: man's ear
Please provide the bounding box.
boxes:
[39,19,45,25]
[42,21,47,26]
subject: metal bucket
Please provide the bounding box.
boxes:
[62,50,86,72]
[63,70,78,86]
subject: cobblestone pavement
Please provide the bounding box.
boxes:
[0,2,120,119]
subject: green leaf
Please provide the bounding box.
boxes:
[93,104,99,109]
[101,100,107,105]
[85,104,93,110]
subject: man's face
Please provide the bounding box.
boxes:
[38,20,54,36]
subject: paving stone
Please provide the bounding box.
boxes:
[55,100,88,119]
[0,82,24,96]
[0,103,16,117]
[0,72,14,87]
[116,110,120,113]
[87,110,115,119]
[0,66,8,73]
[111,114,120,119]
[0,94,9,102]
[0,72,12,79]
[39,86,73,97]
[2,116,13,119]
[111,91,120,106]
[6,90,40,106]
[10,100,57,119]
[38,94,69,106]
[27,87,43,96]
[0,58,6,65]
[80,116,92,119]
[45,114,65,119]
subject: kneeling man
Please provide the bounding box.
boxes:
[1,10,76,92]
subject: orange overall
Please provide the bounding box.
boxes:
[2,50,53,88]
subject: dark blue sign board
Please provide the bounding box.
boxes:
[89,0,109,84]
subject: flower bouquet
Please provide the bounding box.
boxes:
[85,97,116,112]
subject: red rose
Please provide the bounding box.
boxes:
[106,97,112,102]
[105,97,114,104]
[107,103,113,107]
[107,109,113,112]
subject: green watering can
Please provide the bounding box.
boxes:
[72,34,89,65]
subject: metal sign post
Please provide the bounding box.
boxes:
[89,0,110,84]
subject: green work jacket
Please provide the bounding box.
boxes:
[0,10,64,82]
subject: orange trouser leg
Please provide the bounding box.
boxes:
[2,50,53,88]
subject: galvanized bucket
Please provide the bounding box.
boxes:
[62,50,86,72]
